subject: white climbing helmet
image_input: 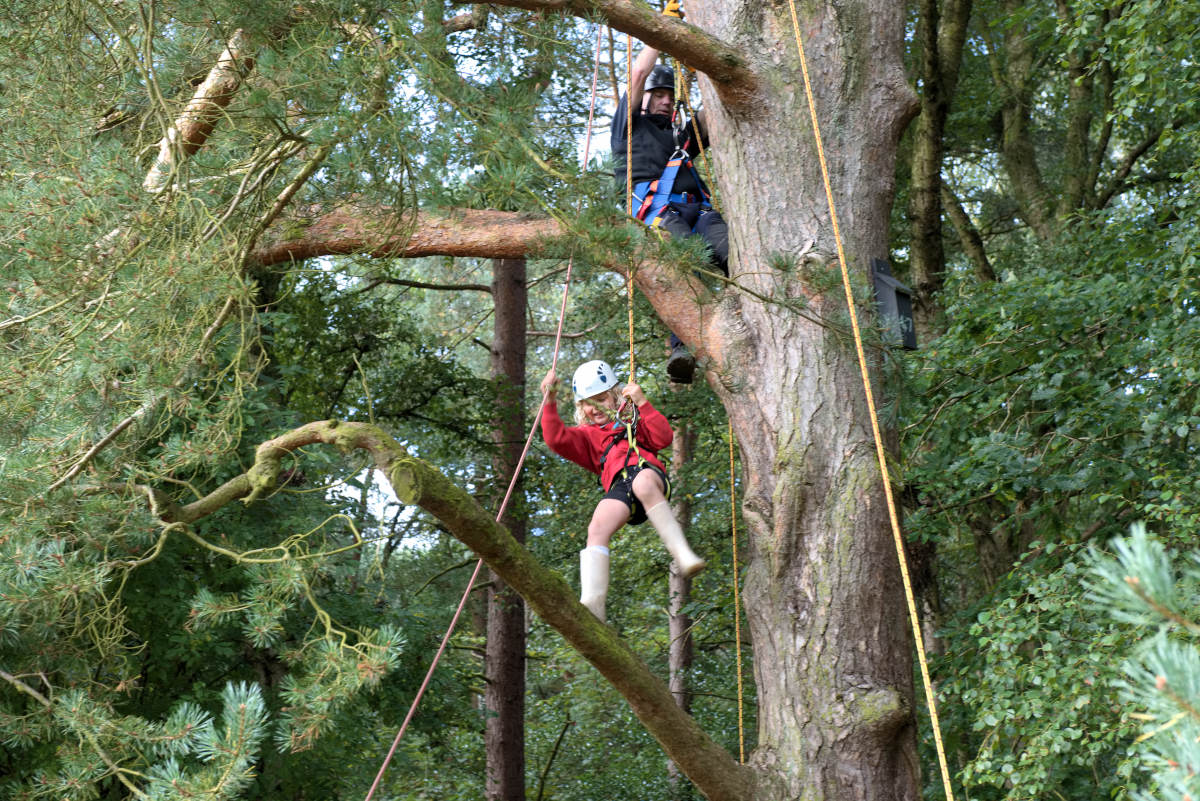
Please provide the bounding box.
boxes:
[572,360,619,401]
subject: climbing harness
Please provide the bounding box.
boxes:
[630,79,713,229]
[784,2,956,799]
[595,401,647,489]
[631,149,711,227]
[624,37,712,231]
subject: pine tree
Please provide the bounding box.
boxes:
[1088,524,1200,801]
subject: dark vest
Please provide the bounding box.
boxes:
[611,94,706,202]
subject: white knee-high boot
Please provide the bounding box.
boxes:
[579,546,610,621]
[645,502,706,578]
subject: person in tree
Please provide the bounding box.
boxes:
[612,0,729,384]
[540,360,705,621]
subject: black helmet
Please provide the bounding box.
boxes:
[644,64,675,93]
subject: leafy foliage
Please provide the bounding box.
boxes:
[932,543,1140,801]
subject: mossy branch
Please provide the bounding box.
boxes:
[134,419,753,801]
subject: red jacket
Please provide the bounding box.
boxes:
[541,398,673,491]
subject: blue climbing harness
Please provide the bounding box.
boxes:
[632,147,712,229]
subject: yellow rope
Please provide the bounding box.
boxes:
[625,34,634,215]
[783,4,956,800]
[728,419,745,763]
[675,61,721,215]
[625,33,637,384]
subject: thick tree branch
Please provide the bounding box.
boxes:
[467,0,756,101]
[443,5,489,33]
[254,207,560,263]
[139,420,755,801]
[251,206,721,367]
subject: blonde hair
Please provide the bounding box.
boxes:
[573,386,623,426]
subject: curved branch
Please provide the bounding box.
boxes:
[471,0,757,101]
[1095,125,1164,210]
[136,420,754,801]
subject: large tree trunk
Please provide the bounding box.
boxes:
[485,258,528,801]
[685,4,920,799]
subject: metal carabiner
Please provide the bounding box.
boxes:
[671,102,688,148]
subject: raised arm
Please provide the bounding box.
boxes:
[628,43,660,117]
[628,0,685,112]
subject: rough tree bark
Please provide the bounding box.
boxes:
[250,2,921,799]
[684,4,920,797]
[485,258,528,801]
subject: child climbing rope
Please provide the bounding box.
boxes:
[540,359,705,621]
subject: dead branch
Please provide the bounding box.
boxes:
[354,276,493,294]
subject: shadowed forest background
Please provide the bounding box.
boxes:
[2,1,1199,800]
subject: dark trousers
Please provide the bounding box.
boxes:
[654,203,729,349]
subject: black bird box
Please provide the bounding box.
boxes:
[870,258,917,350]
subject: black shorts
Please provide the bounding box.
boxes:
[602,464,671,526]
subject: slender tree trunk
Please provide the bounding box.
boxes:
[989,0,1055,241]
[909,0,973,334]
[666,417,698,800]
[941,185,996,282]
[485,258,528,801]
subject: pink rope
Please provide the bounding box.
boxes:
[362,25,606,801]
